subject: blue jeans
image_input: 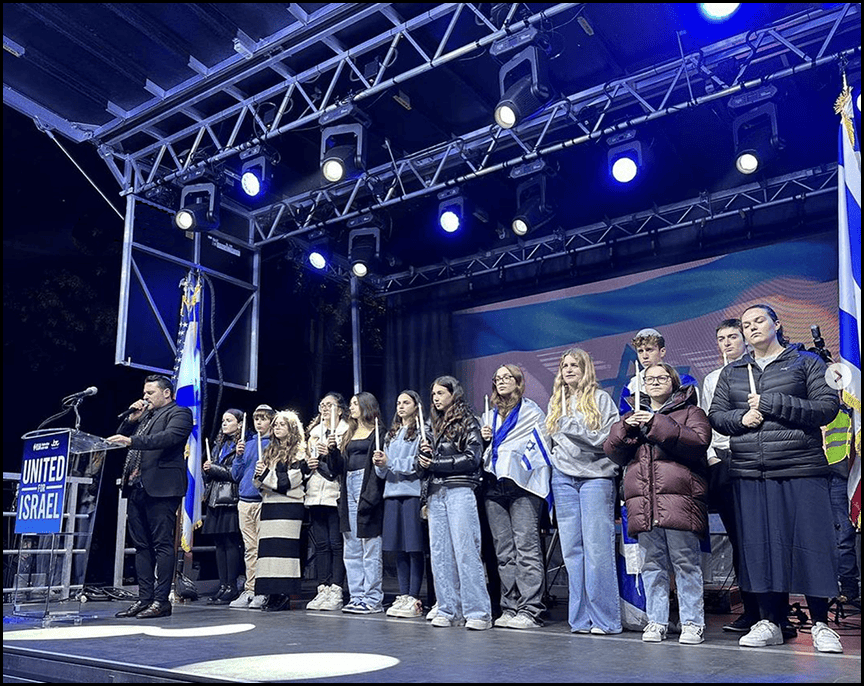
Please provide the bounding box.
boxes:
[427,486,491,622]
[639,527,704,628]
[551,471,622,632]
[484,490,545,619]
[343,470,383,607]
[828,472,860,597]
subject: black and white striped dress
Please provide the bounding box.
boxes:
[253,460,305,596]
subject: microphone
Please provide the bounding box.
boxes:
[118,400,150,420]
[62,386,98,403]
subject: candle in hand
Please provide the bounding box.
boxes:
[748,363,757,395]
[634,369,641,411]
[418,403,426,443]
[723,350,728,366]
[561,384,566,417]
[330,403,336,434]
[205,437,211,462]
[375,417,380,451]
[257,431,262,459]
[484,394,489,420]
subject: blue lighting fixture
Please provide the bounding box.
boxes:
[698,4,740,22]
[606,131,642,185]
[321,123,366,184]
[304,229,331,271]
[437,188,464,233]
[238,145,276,198]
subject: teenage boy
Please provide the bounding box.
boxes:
[619,328,699,414]
[229,403,275,609]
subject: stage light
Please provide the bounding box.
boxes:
[321,123,366,184]
[240,158,267,197]
[304,229,332,271]
[698,4,740,22]
[607,133,643,185]
[494,46,552,129]
[174,182,220,231]
[437,188,465,233]
[348,224,380,278]
[511,174,553,236]
[732,102,782,175]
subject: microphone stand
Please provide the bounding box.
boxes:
[36,396,84,430]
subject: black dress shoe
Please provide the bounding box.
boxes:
[115,600,151,618]
[263,594,289,612]
[207,585,230,605]
[213,587,240,605]
[136,600,172,619]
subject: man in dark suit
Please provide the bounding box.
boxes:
[107,375,192,619]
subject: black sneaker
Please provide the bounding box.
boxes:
[780,622,797,640]
[722,614,756,632]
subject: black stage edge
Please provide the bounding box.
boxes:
[3,590,860,684]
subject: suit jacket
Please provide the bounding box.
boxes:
[119,401,193,498]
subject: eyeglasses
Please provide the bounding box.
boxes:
[318,401,334,410]
[644,375,671,385]
[493,374,515,383]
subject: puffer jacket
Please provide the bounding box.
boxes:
[708,344,838,479]
[420,407,484,493]
[604,385,710,537]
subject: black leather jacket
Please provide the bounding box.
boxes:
[420,410,484,492]
[708,344,838,479]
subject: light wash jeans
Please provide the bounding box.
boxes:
[484,490,545,619]
[638,527,704,628]
[343,469,383,608]
[427,485,491,622]
[551,471,622,633]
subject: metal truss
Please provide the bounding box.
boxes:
[115,3,581,199]
[246,2,859,246]
[377,164,840,294]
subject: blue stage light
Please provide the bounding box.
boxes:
[308,250,328,270]
[698,4,740,22]
[440,209,461,233]
[240,170,262,197]
[611,155,639,184]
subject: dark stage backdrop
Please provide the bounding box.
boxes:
[450,232,839,413]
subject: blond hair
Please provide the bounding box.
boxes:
[546,349,602,433]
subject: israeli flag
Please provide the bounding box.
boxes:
[837,83,861,528]
[174,272,204,552]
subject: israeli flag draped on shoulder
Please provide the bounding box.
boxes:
[482,397,552,502]
[836,71,861,528]
[174,271,204,553]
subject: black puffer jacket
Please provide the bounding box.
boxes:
[708,344,838,479]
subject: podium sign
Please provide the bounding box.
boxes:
[16,432,70,534]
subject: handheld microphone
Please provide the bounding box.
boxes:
[62,386,98,404]
[117,399,150,420]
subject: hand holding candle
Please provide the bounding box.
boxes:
[418,403,426,443]
[634,368,641,411]
[375,417,381,452]
[330,403,336,433]
[484,394,489,420]
[241,412,247,439]
[748,364,757,395]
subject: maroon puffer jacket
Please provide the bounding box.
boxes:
[604,385,710,537]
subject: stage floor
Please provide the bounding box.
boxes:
[3,590,861,683]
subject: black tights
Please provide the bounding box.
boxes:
[215,532,243,587]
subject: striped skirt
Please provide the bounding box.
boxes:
[255,492,304,596]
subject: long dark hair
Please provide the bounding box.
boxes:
[306,391,348,436]
[386,390,422,443]
[213,408,244,460]
[342,391,381,448]
[489,364,525,421]
[430,376,474,441]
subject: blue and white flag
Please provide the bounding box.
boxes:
[482,397,552,503]
[836,76,861,527]
[173,272,204,552]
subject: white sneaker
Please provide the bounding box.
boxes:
[319,585,343,611]
[811,622,843,653]
[642,621,667,642]
[229,589,253,608]
[386,595,407,617]
[392,596,423,618]
[739,619,783,647]
[248,594,267,609]
[507,613,541,629]
[679,623,704,645]
[466,618,492,631]
[426,602,439,621]
[589,626,607,635]
[306,584,329,611]
[431,614,464,627]
[494,610,516,628]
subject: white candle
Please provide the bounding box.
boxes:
[561,384,566,416]
[634,369,641,411]
[375,417,380,451]
[418,403,426,443]
[205,438,211,462]
[241,412,247,439]
[257,431,262,459]
[330,403,336,434]
[748,363,757,395]
[485,394,489,420]
[723,350,729,366]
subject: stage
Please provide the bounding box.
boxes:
[3,586,860,683]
